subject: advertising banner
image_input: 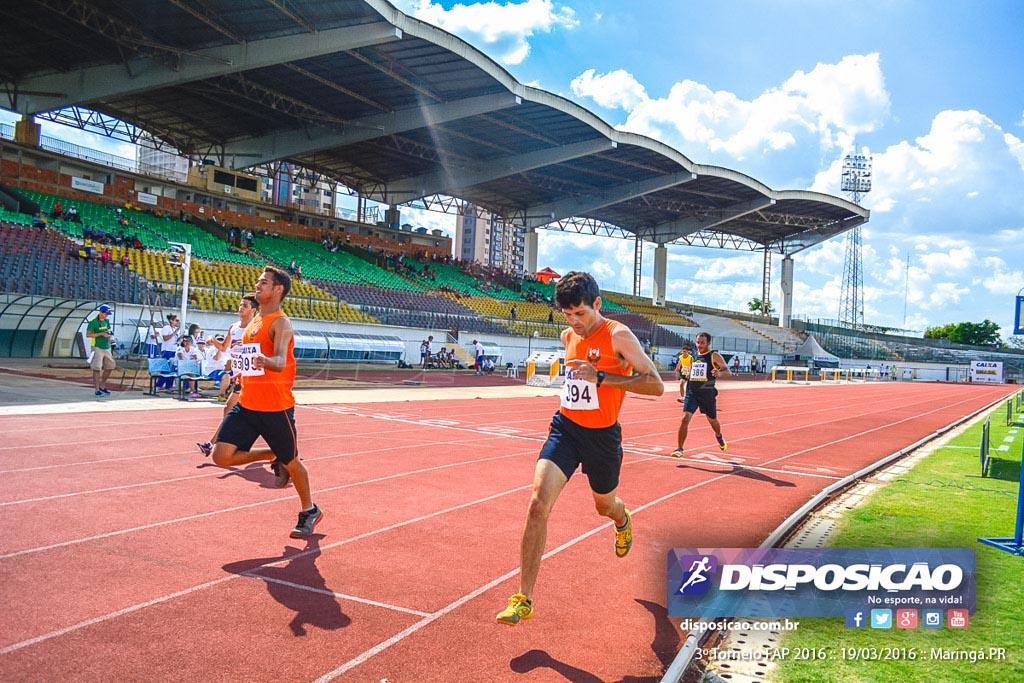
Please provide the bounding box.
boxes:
[969,361,1003,384]
[71,176,104,194]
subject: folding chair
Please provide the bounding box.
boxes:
[175,359,210,400]
[147,358,175,395]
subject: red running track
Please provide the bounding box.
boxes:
[0,381,1014,682]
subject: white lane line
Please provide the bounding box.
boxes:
[313,471,734,682]
[240,573,431,618]
[0,483,530,654]
[0,451,529,560]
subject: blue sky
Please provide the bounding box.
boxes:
[4,0,1023,338]
[391,0,1024,338]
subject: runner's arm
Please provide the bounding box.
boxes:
[258,316,294,373]
[711,351,731,377]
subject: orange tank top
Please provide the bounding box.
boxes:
[239,309,295,411]
[560,318,631,429]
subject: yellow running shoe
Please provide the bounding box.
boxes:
[716,434,728,451]
[615,509,633,558]
[496,593,533,625]
[670,448,685,458]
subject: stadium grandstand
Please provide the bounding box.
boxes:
[0,0,1020,385]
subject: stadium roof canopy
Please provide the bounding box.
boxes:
[0,0,868,254]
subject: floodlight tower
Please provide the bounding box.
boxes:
[838,153,872,326]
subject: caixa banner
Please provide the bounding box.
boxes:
[667,548,975,618]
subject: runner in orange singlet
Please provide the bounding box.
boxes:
[208,266,322,538]
[497,271,664,626]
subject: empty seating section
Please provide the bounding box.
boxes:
[739,319,806,348]
[315,281,476,317]
[0,222,140,301]
[603,292,687,321]
[252,235,423,292]
[407,261,510,298]
[602,311,687,347]
[18,189,264,266]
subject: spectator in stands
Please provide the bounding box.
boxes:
[176,336,202,398]
[420,336,433,368]
[188,323,205,343]
[496,271,664,626]
[52,200,63,219]
[671,332,731,458]
[510,305,517,320]
[86,305,116,397]
[473,339,485,374]
[288,259,297,274]
[145,322,160,358]
[155,313,181,392]
[547,310,554,324]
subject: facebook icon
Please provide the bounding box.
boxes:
[845,609,867,628]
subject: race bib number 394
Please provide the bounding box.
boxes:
[236,343,265,376]
[560,375,600,410]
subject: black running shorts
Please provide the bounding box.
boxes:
[538,411,623,495]
[682,386,718,419]
[215,403,298,464]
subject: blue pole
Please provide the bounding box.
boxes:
[1015,440,1024,549]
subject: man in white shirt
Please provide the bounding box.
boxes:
[176,336,202,397]
[155,314,180,392]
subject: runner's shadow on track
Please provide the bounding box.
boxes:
[508,599,676,682]
[222,538,350,637]
[676,462,796,488]
[196,461,282,489]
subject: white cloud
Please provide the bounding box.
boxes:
[402,0,578,65]
[570,54,890,170]
[570,69,647,110]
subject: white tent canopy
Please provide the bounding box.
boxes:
[788,335,839,366]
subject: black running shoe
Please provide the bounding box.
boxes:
[290,505,323,538]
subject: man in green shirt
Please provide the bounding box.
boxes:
[86,305,116,397]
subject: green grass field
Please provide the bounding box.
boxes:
[772,398,1024,682]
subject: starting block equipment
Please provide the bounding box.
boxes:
[770,365,810,384]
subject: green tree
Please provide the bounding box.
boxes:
[748,297,774,315]
[923,320,1002,346]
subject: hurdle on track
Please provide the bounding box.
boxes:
[848,367,882,383]
[770,365,810,384]
[820,368,849,383]
[525,354,565,388]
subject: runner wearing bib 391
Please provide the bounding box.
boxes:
[496,271,664,627]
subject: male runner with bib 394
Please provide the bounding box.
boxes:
[496,272,664,626]
[208,267,323,538]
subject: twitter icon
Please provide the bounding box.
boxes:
[870,609,892,629]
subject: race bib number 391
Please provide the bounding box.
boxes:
[236,343,264,376]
